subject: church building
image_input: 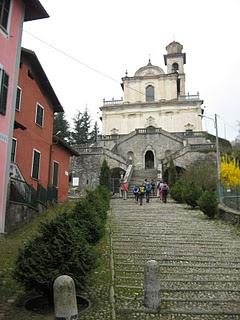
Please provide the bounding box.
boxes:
[101,41,203,136]
[72,41,223,192]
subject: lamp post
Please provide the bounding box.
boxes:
[199,113,221,201]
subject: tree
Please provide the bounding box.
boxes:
[71,109,91,144]
[168,157,177,187]
[53,112,70,141]
[89,121,99,143]
[99,159,111,190]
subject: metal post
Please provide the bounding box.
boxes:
[214,114,221,202]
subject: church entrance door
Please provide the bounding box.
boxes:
[145,150,154,169]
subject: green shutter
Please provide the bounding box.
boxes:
[53,161,59,187]
[0,70,9,115]
[32,150,40,179]
[36,104,44,126]
[0,0,10,30]
[11,139,16,162]
[15,87,21,111]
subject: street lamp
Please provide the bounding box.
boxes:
[199,113,221,201]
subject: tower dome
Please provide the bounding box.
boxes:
[166,41,183,54]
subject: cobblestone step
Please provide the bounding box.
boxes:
[110,198,240,318]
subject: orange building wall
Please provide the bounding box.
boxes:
[14,62,54,190]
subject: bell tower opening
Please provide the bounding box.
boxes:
[145,150,154,169]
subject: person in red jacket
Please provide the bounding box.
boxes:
[122,182,128,200]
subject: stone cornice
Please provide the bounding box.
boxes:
[100,99,203,111]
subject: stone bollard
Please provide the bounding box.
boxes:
[144,259,161,312]
[53,275,79,320]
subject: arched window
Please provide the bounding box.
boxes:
[146,85,154,102]
[172,63,179,72]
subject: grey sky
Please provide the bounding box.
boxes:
[22,0,240,141]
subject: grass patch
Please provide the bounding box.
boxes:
[0,201,76,303]
[2,208,112,320]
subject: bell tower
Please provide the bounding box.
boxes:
[164,41,186,95]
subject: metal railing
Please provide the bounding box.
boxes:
[178,92,200,100]
[9,178,58,208]
[103,98,123,105]
[220,185,240,211]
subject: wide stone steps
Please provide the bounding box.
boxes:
[110,198,240,319]
[128,168,158,196]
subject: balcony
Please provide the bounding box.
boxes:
[178,92,200,101]
[103,98,123,106]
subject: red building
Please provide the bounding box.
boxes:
[12,48,78,203]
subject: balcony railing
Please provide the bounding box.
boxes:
[178,92,200,100]
[103,98,123,105]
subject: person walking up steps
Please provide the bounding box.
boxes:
[162,181,169,203]
[139,184,145,205]
[145,180,152,203]
[133,185,139,203]
[122,181,128,200]
[158,180,164,202]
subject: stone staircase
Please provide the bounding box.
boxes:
[128,168,158,196]
[110,198,240,319]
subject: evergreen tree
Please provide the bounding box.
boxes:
[71,109,91,144]
[99,159,111,190]
[168,157,177,187]
[89,121,99,143]
[53,112,70,141]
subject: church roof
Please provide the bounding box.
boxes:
[134,59,165,77]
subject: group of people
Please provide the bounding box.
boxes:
[132,179,169,205]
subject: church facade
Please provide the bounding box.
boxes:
[101,41,203,135]
[72,41,219,192]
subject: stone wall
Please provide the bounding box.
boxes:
[116,131,183,170]
[218,204,240,226]
[5,201,45,233]
[172,149,216,169]
[71,148,127,192]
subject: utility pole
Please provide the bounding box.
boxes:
[214,114,221,202]
[199,113,221,201]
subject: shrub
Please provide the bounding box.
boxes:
[221,154,240,187]
[168,157,178,187]
[181,181,203,208]
[74,196,105,244]
[14,212,96,297]
[183,160,217,192]
[198,191,218,218]
[95,185,111,211]
[73,186,110,244]
[170,180,184,203]
[14,186,110,297]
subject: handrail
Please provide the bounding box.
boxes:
[123,164,133,184]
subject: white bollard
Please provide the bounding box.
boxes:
[53,275,79,320]
[144,259,161,312]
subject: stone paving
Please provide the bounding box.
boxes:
[110,197,240,320]
[1,197,240,320]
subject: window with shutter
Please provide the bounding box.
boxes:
[0,0,11,31]
[35,103,44,127]
[53,161,59,187]
[11,138,17,162]
[31,149,41,180]
[15,86,22,111]
[0,68,9,115]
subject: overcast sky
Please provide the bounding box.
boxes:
[22,0,240,141]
